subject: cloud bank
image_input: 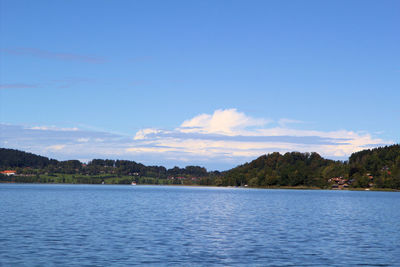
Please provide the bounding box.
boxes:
[0,109,393,170]
[132,109,390,160]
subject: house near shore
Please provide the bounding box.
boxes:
[329,176,350,190]
[1,170,16,176]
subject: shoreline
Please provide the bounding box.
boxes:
[1,181,399,192]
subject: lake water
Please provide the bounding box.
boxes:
[0,184,399,266]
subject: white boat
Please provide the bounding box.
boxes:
[131,182,137,185]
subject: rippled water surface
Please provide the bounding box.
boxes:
[1,184,399,266]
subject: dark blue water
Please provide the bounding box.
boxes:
[0,184,399,266]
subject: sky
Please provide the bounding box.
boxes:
[0,0,399,170]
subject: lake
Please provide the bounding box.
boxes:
[0,184,399,266]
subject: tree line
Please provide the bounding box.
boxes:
[0,148,219,179]
[219,145,400,189]
[1,145,399,189]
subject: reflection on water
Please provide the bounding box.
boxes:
[0,184,399,266]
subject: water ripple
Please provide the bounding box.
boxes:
[0,185,399,266]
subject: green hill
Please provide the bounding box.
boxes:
[221,144,400,189]
[222,152,345,188]
[348,144,400,188]
[0,148,58,168]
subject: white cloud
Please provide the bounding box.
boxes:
[134,128,163,140]
[180,108,270,135]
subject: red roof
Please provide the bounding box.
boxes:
[1,170,16,174]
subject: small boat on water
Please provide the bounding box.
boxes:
[131,182,137,186]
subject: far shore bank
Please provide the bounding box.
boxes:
[1,181,399,192]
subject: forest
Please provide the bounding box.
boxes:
[1,145,399,189]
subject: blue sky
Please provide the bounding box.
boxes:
[1,0,399,170]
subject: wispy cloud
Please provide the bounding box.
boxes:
[2,47,106,64]
[28,125,79,131]
[0,109,394,170]
[0,123,132,161]
[0,83,39,89]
